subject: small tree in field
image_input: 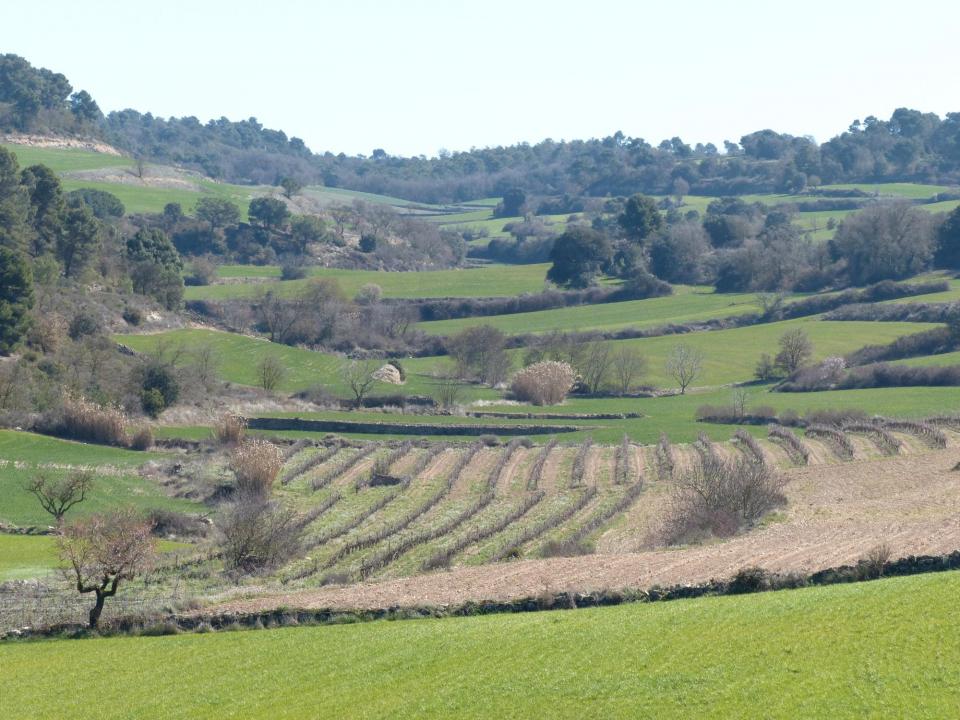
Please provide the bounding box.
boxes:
[665,344,704,394]
[775,328,813,375]
[341,358,379,408]
[58,509,155,629]
[257,355,286,391]
[611,346,647,395]
[511,361,575,405]
[26,470,93,525]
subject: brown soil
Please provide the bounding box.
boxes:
[534,446,566,492]
[205,446,960,614]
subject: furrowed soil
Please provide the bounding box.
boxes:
[206,444,960,614]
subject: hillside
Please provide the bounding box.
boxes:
[5,53,960,203]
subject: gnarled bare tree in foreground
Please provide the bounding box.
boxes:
[57,508,155,628]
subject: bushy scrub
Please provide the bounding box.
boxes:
[229,439,283,497]
[510,361,575,406]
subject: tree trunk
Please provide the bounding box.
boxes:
[89,591,106,629]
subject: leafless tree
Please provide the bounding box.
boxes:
[610,346,647,395]
[580,342,612,394]
[328,205,353,244]
[665,344,704,394]
[775,328,813,374]
[732,388,749,419]
[431,364,463,409]
[448,325,511,386]
[255,290,302,344]
[342,359,379,408]
[190,343,220,391]
[57,508,156,628]
[26,471,94,525]
[257,355,286,391]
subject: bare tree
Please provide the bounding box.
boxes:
[775,328,813,374]
[610,346,647,396]
[448,326,511,386]
[732,387,749,419]
[431,365,463,409]
[190,343,220,391]
[255,290,302,344]
[57,508,155,628]
[257,355,286,391]
[580,341,612,394]
[26,471,93,525]
[342,359,379,408]
[665,344,704,394]
[328,205,353,244]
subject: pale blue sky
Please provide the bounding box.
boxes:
[5,0,959,157]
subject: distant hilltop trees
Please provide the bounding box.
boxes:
[4,54,960,203]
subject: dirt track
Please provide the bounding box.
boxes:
[207,446,960,614]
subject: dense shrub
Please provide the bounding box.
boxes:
[229,439,284,497]
[48,396,128,446]
[661,455,786,545]
[824,301,959,324]
[510,361,575,406]
[68,311,101,341]
[779,362,960,392]
[219,497,301,573]
[140,363,179,417]
[845,327,955,367]
[129,426,154,451]
[213,413,247,446]
[147,508,206,538]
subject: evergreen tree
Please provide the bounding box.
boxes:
[0,246,34,354]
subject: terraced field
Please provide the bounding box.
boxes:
[235,418,960,603]
[186,262,551,300]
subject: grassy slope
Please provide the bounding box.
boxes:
[116,319,928,396]
[417,286,763,336]
[0,535,190,581]
[0,431,197,526]
[3,571,959,718]
[3,144,259,216]
[0,145,133,172]
[187,263,551,301]
[113,328,495,401]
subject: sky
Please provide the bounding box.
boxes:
[4,0,959,158]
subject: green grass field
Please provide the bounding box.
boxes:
[1,144,133,173]
[417,286,763,336]
[2,570,959,718]
[113,328,496,402]
[0,431,197,527]
[187,263,552,301]
[3,144,260,216]
[578,317,936,388]
[0,535,191,581]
